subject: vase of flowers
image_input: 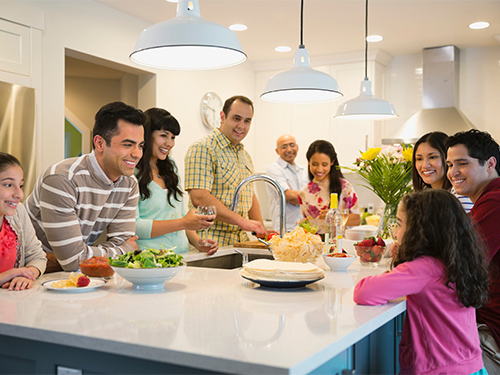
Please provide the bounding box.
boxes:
[345,145,413,238]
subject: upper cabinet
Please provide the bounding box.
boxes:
[0,19,31,76]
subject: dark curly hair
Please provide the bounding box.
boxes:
[305,140,344,200]
[393,189,489,308]
[412,132,452,191]
[136,108,182,206]
[446,129,500,174]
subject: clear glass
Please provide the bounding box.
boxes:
[197,205,216,251]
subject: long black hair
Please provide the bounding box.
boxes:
[136,108,182,206]
[394,189,489,308]
[305,140,344,199]
[412,131,452,191]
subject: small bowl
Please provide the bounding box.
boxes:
[354,246,385,266]
[79,256,114,278]
[323,254,355,272]
[111,265,186,291]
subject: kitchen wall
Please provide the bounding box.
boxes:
[1,0,499,212]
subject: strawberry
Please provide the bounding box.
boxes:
[355,239,372,247]
[77,275,90,287]
[372,245,383,255]
[369,237,377,246]
[376,237,386,246]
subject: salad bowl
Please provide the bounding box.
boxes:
[110,248,185,291]
[112,265,185,291]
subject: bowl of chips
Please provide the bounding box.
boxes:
[268,227,323,263]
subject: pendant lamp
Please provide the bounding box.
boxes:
[130,0,247,70]
[260,0,342,103]
[335,0,397,119]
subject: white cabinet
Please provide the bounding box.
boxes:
[0,19,31,76]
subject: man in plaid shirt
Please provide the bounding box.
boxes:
[184,95,268,246]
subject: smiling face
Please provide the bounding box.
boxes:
[308,152,334,182]
[219,99,253,146]
[95,119,145,181]
[0,165,24,221]
[151,129,176,162]
[276,135,298,165]
[414,142,446,189]
[446,144,497,203]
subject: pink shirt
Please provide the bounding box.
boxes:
[0,218,18,273]
[354,256,483,375]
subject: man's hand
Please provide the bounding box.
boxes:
[125,235,139,250]
[242,220,267,238]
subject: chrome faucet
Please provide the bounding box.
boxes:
[230,174,286,237]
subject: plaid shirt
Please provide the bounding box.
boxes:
[184,128,254,246]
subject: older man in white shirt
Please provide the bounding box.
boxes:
[266,134,309,232]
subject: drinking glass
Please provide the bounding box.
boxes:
[341,209,350,235]
[197,206,216,251]
[386,217,398,240]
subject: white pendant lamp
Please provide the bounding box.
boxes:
[335,0,397,119]
[130,0,247,70]
[260,0,342,103]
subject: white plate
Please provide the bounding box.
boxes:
[42,278,107,292]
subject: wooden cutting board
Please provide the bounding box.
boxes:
[233,240,268,249]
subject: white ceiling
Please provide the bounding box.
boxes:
[96,0,500,64]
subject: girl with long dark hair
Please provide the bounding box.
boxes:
[135,108,217,255]
[298,140,360,234]
[354,189,489,374]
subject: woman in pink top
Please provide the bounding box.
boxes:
[354,189,489,374]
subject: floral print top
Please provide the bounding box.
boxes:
[298,178,359,234]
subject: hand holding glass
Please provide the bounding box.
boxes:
[197,206,216,251]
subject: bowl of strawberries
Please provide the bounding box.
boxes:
[354,236,386,266]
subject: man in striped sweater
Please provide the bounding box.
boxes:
[25,102,145,272]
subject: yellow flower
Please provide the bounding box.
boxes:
[402,147,413,162]
[361,147,382,160]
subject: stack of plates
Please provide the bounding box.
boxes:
[240,259,325,289]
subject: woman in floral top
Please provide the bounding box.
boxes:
[298,140,360,234]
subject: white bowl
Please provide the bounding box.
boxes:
[322,254,355,272]
[111,265,186,291]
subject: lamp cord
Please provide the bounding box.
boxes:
[300,0,304,48]
[364,0,368,79]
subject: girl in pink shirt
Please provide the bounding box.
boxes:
[354,189,489,374]
[0,153,46,290]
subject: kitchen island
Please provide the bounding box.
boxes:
[0,248,405,374]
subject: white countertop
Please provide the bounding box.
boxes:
[0,248,406,375]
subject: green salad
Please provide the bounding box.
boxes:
[109,248,184,268]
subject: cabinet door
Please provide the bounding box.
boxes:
[0,19,31,76]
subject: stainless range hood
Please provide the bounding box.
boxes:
[382,45,474,145]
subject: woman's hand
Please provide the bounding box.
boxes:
[196,239,218,256]
[182,209,215,231]
[318,209,329,220]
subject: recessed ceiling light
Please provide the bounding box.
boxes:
[166,0,178,3]
[366,35,383,42]
[229,24,248,31]
[275,46,292,53]
[469,21,490,30]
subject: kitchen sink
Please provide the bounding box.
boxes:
[187,252,274,270]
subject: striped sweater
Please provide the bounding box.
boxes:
[25,152,138,271]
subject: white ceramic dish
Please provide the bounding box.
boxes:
[111,265,186,291]
[42,278,107,292]
[322,254,355,271]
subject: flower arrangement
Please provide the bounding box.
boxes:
[345,145,413,237]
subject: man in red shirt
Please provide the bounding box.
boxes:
[447,129,500,374]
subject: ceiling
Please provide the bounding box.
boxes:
[96,0,500,64]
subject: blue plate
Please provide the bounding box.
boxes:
[241,275,324,289]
